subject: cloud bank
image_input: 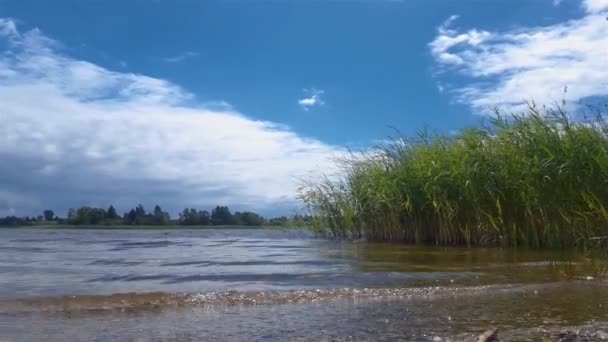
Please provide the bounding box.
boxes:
[0,18,342,216]
[430,0,608,112]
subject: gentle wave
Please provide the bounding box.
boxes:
[158,260,339,267]
[0,283,549,315]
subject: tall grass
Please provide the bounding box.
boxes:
[299,106,608,248]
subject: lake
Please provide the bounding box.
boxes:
[0,228,607,341]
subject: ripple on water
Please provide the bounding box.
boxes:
[88,259,144,266]
[159,260,339,267]
[108,240,193,251]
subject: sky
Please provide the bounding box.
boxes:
[0,0,607,217]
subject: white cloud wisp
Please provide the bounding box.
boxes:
[298,88,325,111]
[161,51,200,63]
[430,0,608,112]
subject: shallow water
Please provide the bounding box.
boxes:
[0,228,606,341]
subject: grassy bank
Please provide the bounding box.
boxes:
[299,106,608,249]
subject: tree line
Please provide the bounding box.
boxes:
[0,205,313,227]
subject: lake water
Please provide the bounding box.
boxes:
[1,228,607,341]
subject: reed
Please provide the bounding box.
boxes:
[299,106,608,248]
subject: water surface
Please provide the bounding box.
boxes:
[0,228,606,341]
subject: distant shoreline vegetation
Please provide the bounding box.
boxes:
[299,106,608,249]
[0,205,313,228]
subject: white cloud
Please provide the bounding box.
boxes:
[583,0,608,12]
[0,18,18,37]
[0,19,342,216]
[429,0,608,112]
[162,51,200,63]
[298,88,325,111]
[429,15,491,66]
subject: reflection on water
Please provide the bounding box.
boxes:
[0,228,606,341]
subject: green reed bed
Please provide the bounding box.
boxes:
[299,107,608,249]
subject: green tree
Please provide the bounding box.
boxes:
[179,208,194,225]
[43,210,54,221]
[239,211,264,226]
[153,205,170,225]
[198,210,211,225]
[107,205,118,219]
[179,208,208,225]
[211,206,234,225]
[71,207,106,225]
[135,205,147,225]
[126,209,137,225]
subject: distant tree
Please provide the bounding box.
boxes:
[0,204,266,227]
[153,205,163,223]
[71,207,106,225]
[152,205,170,225]
[233,212,243,225]
[67,208,76,221]
[268,216,289,226]
[198,210,210,225]
[0,216,29,227]
[43,210,54,221]
[107,205,118,219]
[291,214,314,227]
[134,205,147,225]
[179,208,206,225]
[126,209,137,225]
[179,208,192,225]
[239,211,264,226]
[211,206,234,225]
[135,205,146,217]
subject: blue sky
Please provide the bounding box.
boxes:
[0,0,606,216]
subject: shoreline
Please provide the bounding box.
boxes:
[3,281,604,314]
[0,225,301,230]
[3,281,608,341]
